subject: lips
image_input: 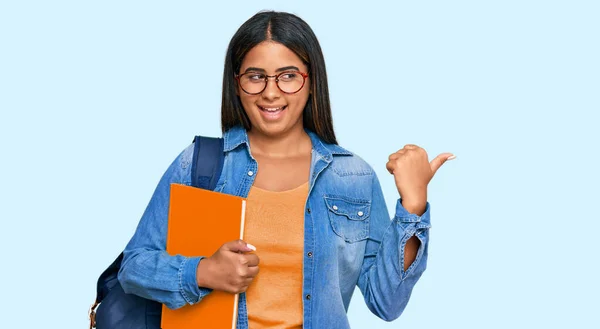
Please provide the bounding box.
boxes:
[258,105,287,112]
[257,105,287,121]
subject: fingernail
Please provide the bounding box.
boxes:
[246,243,256,251]
[448,155,457,160]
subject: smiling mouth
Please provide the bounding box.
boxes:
[258,105,288,113]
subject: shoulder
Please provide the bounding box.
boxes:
[307,130,375,177]
[179,142,195,168]
[157,142,195,185]
[329,146,374,177]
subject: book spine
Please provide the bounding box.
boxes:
[239,200,246,240]
[232,200,246,329]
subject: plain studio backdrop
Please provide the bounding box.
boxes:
[1,1,598,328]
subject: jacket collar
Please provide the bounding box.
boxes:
[223,125,352,160]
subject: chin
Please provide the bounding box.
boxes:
[250,120,303,138]
[254,124,288,137]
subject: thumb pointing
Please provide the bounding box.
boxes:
[430,153,456,175]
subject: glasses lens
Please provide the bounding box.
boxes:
[277,71,304,93]
[239,73,266,94]
[238,71,305,94]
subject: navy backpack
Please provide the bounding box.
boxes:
[89,136,224,329]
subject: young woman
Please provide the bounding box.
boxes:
[118,10,454,329]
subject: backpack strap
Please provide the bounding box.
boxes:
[191,136,224,190]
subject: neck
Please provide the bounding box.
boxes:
[247,125,311,158]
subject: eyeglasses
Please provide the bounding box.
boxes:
[235,70,309,95]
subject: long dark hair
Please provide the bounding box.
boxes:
[221,11,337,144]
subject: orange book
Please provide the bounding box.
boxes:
[162,183,247,329]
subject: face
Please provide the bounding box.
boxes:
[237,41,310,138]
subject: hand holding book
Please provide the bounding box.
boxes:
[197,240,259,294]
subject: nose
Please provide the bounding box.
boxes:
[261,76,281,100]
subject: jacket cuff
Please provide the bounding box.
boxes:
[394,199,431,230]
[179,256,213,305]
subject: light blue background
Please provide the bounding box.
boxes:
[1,1,598,328]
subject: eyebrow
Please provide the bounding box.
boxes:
[244,66,300,73]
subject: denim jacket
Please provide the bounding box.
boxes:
[118,126,431,329]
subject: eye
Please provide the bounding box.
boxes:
[278,72,298,81]
[245,73,265,82]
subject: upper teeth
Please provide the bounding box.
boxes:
[263,107,282,112]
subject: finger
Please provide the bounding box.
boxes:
[241,279,252,290]
[246,265,260,278]
[238,265,259,279]
[429,153,456,175]
[240,278,253,291]
[403,144,418,150]
[386,161,395,174]
[226,239,257,253]
[233,285,248,294]
[231,281,250,294]
[390,149,406,159]
[244,253,260,267]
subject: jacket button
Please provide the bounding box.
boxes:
[307,251,313,257]
[307,208,311,214]
[358,211,364,216]
[305,294,311,300]
[332,205,338,211]
[247,171,254,176]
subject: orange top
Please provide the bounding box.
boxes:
[244,182,308,329]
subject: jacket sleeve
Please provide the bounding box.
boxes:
[117,143,213,309]
[356,171,431,321]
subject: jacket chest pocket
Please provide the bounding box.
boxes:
[324,195,371,243]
